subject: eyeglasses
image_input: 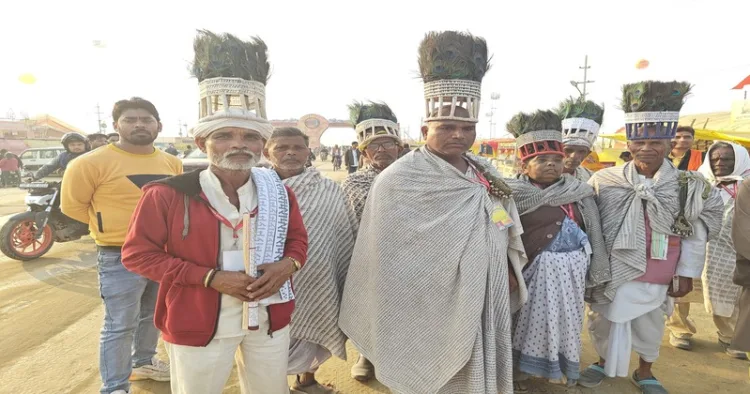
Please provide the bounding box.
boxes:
[366,141,397,151]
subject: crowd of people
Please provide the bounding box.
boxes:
[7,29,748,394]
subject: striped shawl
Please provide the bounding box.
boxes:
[284,168,358,359]
[341,165,380,222]
[339,148,527,394]
[588,160,723,301]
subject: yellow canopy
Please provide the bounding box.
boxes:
[600,129,750,147]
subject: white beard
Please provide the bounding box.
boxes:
[211,151,261,171]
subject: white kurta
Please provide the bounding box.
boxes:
[201,170,258,339]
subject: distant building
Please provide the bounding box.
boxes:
[0,114,86,153]
[677,77,750,138]
[0,114,85,140]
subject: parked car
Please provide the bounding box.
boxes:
[181,149,209,173]
[19,147,66,176]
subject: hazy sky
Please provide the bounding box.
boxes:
[1,0,748,145]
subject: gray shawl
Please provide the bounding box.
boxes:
[284,168,358,360]
[341,165,380,222]
[339,148,527,394]
[575,166,593,182]
[588,159,723,301]
[505,174,611,301]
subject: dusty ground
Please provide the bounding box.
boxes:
[0,161,747,394]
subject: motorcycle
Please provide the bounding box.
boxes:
[1,170,21,188]
[0,181,88,261]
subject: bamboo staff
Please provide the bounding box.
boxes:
[242,212,259,330]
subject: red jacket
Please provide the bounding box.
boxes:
[121,170,308,346]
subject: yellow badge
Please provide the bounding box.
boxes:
[491,206,514,229]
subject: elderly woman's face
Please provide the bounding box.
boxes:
[200,127,264,171]
[522,153,563,184]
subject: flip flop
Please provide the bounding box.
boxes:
[630,371,668,394]
[513,380,529,393]
[578,363,607,388]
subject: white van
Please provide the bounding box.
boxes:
[19,147,66,175]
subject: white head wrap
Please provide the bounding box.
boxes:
[190,109,273,140]
[698,141,750,184]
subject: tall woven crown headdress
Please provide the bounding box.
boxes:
[557,97,604,148]
[621,80,692,140]
[418,31,490,123]
[507,110,564,161]
[191,30,270,121]
[348,101,400,148]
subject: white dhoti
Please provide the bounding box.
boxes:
[588,281,669,377]
[287,338,332,375]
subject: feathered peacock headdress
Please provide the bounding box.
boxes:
[620,80,692,140]
[557,97,605,148]
[348,101,400,148]
[418,31,491,123]
[506,110,564,161]
[191,30,270,84]
[191,29,271,122]
[189,29,274,140]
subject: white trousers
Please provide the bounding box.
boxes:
[165,325,291,394]
[588,308,665,378]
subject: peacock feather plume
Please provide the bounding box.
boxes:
[557,97,604,125]
[620,80,692,113]
[418,31,491,83]
[191,29,270,84]
[506,110,561,138]
[348,101,398,126]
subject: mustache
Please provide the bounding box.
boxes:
[223,150,255,159]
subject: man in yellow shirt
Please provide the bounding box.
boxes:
[62,97,182,394]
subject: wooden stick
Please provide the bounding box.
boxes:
[243,212,259,330]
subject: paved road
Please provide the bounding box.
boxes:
[0,161,747,393]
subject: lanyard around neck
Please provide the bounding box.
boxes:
[206,205,258,238]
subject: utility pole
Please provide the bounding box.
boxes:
[95,103,104,133]
[486,92,500,139]
[570,55,595,99]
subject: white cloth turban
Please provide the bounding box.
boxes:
[190,109,273,140]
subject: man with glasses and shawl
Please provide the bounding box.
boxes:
[663,141,750,359]
[339,101,403,381]
[579,81,723,394]
[502,110,609,392]
[341,102,403,222]
[556,97,605,182]
[262,126,359,393]
[339,31,527,394]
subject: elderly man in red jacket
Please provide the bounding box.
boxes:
[122,112,308,394]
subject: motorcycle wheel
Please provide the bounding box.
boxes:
[0,213,55,261]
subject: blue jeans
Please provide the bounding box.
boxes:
[97,249,160,394]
